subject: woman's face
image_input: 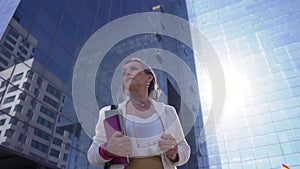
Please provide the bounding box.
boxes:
[122,61,152,91]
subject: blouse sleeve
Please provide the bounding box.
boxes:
[163,105,191,167]
[87,106,111,166]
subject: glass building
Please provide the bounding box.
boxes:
[0,0,299,169]
[186,0,300,169]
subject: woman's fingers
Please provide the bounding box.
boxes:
[105,132,132,157]
[161,133,175,140]
[159,134,178,152]
[159,133,179,161]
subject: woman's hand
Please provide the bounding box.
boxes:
[159,134,179,162]
[103,131,132,157]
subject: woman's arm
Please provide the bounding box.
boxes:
[164,106,191,166]
[87,106,111,166]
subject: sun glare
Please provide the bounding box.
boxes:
[223,64,250,120]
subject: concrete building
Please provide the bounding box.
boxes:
[0,19,37,71]
[0,58,71,169]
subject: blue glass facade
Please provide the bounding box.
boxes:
[0,0,203,169]
[186,0,300,168]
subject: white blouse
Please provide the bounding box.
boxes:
[125,112,166,157]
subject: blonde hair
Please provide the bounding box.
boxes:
[123,58,161,101]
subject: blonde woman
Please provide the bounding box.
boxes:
[88,58,190,169]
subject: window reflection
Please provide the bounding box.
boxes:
[35,9,58,36]
[30,23,52,55]
[50,42,71,71]
[42,0,66,20]
[19,0,41,18]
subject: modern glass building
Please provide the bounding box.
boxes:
[0,0,299,169]
[186,0,300,169]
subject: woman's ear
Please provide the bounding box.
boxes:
[148,74,154,82]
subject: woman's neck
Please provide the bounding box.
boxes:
[129,90,150,109]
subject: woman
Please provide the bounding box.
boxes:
[88,58,190,169]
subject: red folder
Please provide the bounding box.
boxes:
[103,109,129,165]
[103,114,123,140]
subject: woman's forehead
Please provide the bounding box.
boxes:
[123,61,143,69]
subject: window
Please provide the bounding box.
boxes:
[63,154,68,161]
[46,84,61,99]
[65,143,70,150]
[6,35,17,45]
[1,80,8,88]
[18,93,27,101]
[34,88,39,96]
[62,95,65,103]
[56,127,64,136]
[0,119,6,126]
[3,41,14,52]
[14,104,23,113]
[1,48,12,59]
[26,70,34,79]
[12,73,23,82]
[7,85,19,93]
[1,107,11,114]
[50,149,59,158]
[34,129,50,141]
[9,28,19,39]
[4,129,15,138]
[37,116,53,129]
[30,99,37,108]
[37,76,43,86]
[22,40,30,49]
[31,139,49,153]
[26,110,33,119]
[16,52,25,62]
[3,95,15,104]
[18,133,26,143]
[40,106,56,119]
[43,95,59,108]
[9,117,18,125]
[23,123,28,130]
[22,82,30,90]
[52,137,62,146]
[0,57,8,66]
[19,45,28,55]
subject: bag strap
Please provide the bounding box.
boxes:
[111,105,118,110]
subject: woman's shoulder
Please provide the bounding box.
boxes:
[151,100,176,114]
